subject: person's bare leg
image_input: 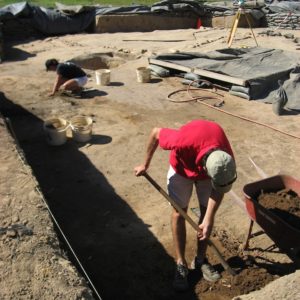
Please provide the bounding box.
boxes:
[196,204,208,262]
[62,79,82,92]
[49,77,67,95]
[196,189,223,261]
[195,193,222,282]
[172,207,188,267]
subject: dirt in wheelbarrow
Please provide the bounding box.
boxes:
[258,189,300,230]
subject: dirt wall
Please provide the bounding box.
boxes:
[95,13,198,33]
[0,115,95,300]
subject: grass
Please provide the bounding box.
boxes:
[0,0,160,8]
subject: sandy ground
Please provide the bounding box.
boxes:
[0,27,300,299]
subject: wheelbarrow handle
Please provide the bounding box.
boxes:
[143,172,236,276]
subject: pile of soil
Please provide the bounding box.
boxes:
[258,189,300,230]
[192,233,276,300]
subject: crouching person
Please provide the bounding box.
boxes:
[45,58,87,97]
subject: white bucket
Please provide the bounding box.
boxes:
[95,69,111,86]
[43,118,69,146]
[136,67,151,83]
[70,116,93,143]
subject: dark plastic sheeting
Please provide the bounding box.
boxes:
[153,47,300,109]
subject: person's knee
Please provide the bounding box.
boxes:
[61,82,69,90]
[172,210,181,219]
[63,79,79,90]
[60,84,66,91]
[172,208,186,222]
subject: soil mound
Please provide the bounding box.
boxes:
[258,189,300,230]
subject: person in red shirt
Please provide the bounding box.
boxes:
[134,120,237,291]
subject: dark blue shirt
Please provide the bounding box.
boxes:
[57,62,86,79]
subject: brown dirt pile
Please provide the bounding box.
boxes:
[258,189,300,230]
[192,232,276,300]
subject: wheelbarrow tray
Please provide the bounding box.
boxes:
[243,174,300,264]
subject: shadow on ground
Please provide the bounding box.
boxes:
[281,108,300,116]
[0,92,199,300]
[3,43,36,62]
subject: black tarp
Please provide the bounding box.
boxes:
[2,0,298,36]
[152,48,300,109]
[0,1,220,35]
[31,6,95,35]
[0,2,95,35]
[264,0,300,13]
[0,1,32,20]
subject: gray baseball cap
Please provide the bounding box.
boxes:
[205,150,237,194]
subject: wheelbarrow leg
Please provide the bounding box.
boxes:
[244,219,254,250]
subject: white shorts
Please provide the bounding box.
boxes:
[74,76,88,87]
[167,166,212,208]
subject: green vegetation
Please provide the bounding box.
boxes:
[0,0,158,8]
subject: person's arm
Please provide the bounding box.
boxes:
[134,127,161,176]
[48,74,63,96]
[198,192,223,240]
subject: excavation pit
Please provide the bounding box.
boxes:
[69,52,137,71]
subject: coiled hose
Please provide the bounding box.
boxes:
[167,79,300,140]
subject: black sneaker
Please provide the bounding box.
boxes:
[191,257,221,282]
[173,263,189,291]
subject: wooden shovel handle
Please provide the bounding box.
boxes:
[143,172,236,276]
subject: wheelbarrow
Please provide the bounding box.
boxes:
[243,174,300,266]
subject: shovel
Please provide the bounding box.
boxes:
[143,172,236,276]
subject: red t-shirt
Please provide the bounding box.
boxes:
[159,120,234,180]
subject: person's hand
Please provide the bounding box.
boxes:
[134,164,147,176]
[197,221,213,241]
[48,92,55,97]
